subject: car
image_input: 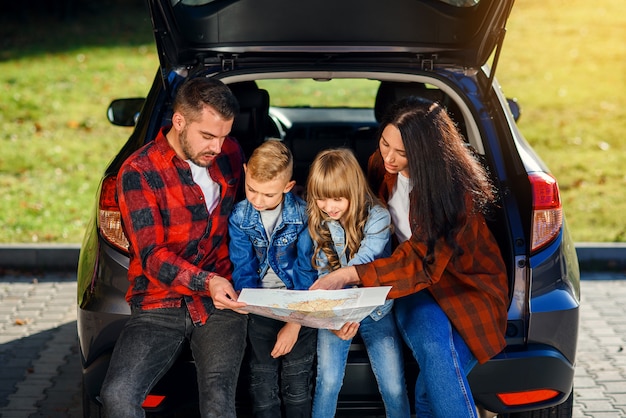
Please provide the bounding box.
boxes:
[77,0,581,417]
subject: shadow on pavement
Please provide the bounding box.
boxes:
[0,321,81,417]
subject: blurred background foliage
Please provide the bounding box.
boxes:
[0,0,624,243]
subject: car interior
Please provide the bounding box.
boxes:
[227,79,468,185]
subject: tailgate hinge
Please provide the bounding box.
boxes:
[219,54,239,72]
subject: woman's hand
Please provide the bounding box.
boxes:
[309,266,360,290]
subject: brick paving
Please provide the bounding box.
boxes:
[0,270,625,417]
[0,271,80,418]
[575,273,626,418]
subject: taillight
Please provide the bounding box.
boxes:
[98,175,130,253]
[142,394,166,409]
[497,389,560,406]
[529,172,562,252]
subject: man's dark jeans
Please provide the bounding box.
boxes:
[100,305,247,418]
[247,314,316,418]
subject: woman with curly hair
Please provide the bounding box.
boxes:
[311,98,509,418]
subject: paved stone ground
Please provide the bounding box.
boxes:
[0,270,625,417]
[0,271,80,418]
[574,273,626,418]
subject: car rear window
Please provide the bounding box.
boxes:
[257,79,379,108]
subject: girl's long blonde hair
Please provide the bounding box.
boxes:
[306,148,380,272]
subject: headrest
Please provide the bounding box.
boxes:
[228,80,259,94]
[235,88,270,109]
[374,81,444,122]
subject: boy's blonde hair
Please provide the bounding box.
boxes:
[306,148,381,272]
[246,139,293,182]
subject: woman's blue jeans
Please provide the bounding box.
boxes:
[394,291,479,418]
[312,312,411,418]
[100,306,247,418]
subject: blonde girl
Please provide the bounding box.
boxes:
[306,148,410,418]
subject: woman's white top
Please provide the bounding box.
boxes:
[387,173,412,242]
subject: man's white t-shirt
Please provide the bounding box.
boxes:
[187,160,220,215]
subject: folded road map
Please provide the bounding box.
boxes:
[237,287,392,330]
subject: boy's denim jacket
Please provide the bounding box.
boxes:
[228,191,317,291]
[316,204,394,321]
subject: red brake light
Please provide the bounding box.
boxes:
[529,172,562,252]
[98,175,130,253]
[497,389,560,406]
[99,175,119,211]
[142,394,166,408]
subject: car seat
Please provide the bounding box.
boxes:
[229,81,271,161]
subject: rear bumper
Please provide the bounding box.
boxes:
[469,344,575,413]
[78,234,578,415]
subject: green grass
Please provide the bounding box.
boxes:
[0,1,156,243]
[497,0,626,242]
[0,0,624,243]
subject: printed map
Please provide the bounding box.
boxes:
[237,287,391,330]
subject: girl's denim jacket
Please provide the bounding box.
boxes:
[316,204,394,321]
[228,191,317,291]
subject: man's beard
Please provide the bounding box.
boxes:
[180,127,217,168]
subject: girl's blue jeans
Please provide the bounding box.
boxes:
[312,311,411,418]
[100,305,247,418]
[395,290,479,418]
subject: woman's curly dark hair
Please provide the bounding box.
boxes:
[377,97,497,272]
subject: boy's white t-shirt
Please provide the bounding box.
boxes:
[187,160,220,215]
[387,173,412,243]
[259,202,287,289]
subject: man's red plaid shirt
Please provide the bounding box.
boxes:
[116,127,244,325]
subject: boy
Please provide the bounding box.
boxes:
[228,139,318,418]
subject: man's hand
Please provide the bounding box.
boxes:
[332,322,360,340]
[209,276,247,312]
[309,266,360,290]
[271,322,301,358]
